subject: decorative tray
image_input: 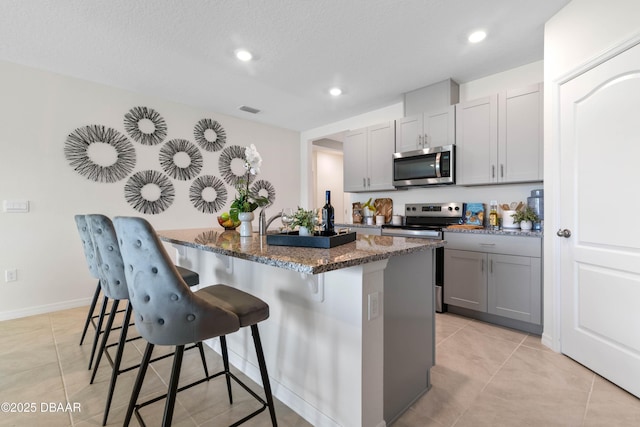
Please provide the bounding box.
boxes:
[266,231,356,248]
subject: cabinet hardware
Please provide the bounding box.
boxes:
[367,177,370,187]
[556,229,572,238]
[490,259,493,274]
[363,178,366,188]
[492,165,495,178]
[500,164,504,178]
[479,243,496,247]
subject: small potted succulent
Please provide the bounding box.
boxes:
[291,207,316,236]
[511,206,539,231]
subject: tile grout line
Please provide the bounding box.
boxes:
[581,374,596,426]
[479,333,528,394]
[49,314,75,427]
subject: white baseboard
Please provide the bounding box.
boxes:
[0,297,94,321]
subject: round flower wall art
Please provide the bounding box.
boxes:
[159,139,203,180]
[124,106,168,146]
[64,124,136,183]
[124,170,175,214]
[194,118,226,152]
[189,175,228,214]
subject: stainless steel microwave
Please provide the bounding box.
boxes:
[392,144,455,187]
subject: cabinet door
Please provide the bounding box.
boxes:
[488,254,541,324]
[455,95,498,185]
[395,115,423,152]
[498,83,543,183]
[443,249,487,312]
[343,127,368,192]
[367,121,395,191]
[424,105,455,148]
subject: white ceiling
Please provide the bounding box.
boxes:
[0,0,570,132]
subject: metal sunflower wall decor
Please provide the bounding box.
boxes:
[194,118,226,152]
[251,179,276,207]
[218,145,253,187]
[159,139,203,180]
[64,124,136,183]
[189,175,228,214]
[64,107,279,217]
[124,170,175,214]
[124,106,168,146]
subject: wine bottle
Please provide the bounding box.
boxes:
[322,190,335,236]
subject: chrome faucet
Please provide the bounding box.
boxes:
[259,208,282,236]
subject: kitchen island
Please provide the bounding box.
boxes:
[159,228,443,427]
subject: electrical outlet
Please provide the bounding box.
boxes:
[368,292,379,321]
[5,269,17,282]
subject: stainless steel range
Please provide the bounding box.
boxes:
[381,202,464,312]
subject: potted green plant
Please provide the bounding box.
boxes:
[291,207,316,235]
[511,206,539,231]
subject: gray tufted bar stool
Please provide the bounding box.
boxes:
[75,214,119,369]
[86,214,208,426]
[114,216,277,427]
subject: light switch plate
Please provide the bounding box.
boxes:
[3,200,29,213]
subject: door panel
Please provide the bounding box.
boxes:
[559,42,640,398]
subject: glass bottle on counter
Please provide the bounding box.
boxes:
[322,190,335,236]
[489,200,499,230]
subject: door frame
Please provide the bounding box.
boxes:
[545,32,640,352]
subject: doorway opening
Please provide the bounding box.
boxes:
[311,132,346,223]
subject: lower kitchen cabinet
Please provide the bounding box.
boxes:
[443,232,542,328]
[443,249,487,312]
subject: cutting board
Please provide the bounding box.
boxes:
[374,198,393,224]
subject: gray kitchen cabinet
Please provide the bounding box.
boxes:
[455,83,543,185]
[443,249,487,312]
[395,106,455,152]
[343,121,395,192]
[443,232,542,326]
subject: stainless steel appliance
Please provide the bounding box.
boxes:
[382,202,464,312]
[392,144,455,187]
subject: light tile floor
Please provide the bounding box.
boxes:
[1,307,639,426]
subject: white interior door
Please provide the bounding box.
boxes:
[559,42,640,398]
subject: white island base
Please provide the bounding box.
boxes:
[168,237,435,427]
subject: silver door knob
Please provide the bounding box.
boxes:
[556,229,572,238]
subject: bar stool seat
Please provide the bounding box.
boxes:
[114,216,277,427]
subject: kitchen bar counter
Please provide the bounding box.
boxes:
[158,227,442,274]
[160,228,440,427]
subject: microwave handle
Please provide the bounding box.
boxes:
[435,152,442,178]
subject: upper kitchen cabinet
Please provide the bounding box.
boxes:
[456,83,543,185]
[343,121,395,192]
[395,105,455,152]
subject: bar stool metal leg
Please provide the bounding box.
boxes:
[162,345,185,427]
[101,301,133,426]
[251,324,278,427]
[220,335,234,404]
[79,281,101,345]
[124,342,154,427]
[88,295,109,370]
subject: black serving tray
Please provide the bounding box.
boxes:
[266,231,356,248]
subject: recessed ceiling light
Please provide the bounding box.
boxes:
[329,87,342,96]
[468,30,487,43]
[235,49,253,61]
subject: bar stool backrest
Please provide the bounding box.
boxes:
[74,215,99,279]
[113,216,240,346]
[86,214,130,301]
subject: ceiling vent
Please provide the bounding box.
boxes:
[238,105,261,114]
